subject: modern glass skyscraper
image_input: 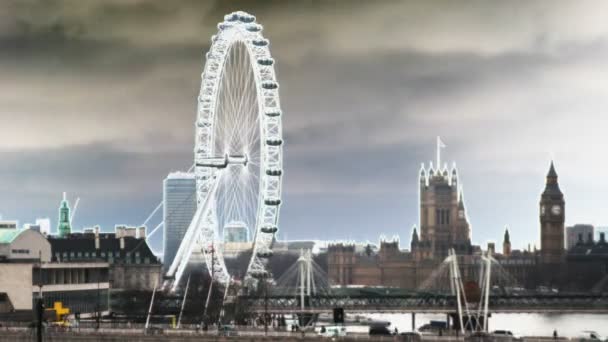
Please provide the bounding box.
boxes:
[223,221,249,243]
[163,172,196,270]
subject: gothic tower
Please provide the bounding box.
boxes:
[540,161,565,264]
[57,192,72,238]
[419,139,470,260]
[503,226,511,256]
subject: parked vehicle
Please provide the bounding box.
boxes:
[579,331,604,342]
[369,324,393,336]
[492,330,522,341]
[317,325,347,337]
[418,320,448,333]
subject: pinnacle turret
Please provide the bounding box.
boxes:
[57,192,72,238]
[542,160,562,196]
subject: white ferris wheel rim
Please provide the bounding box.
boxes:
[195,11,283,285]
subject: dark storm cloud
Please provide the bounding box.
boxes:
[2,1,608,249]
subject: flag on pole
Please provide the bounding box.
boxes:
[438,136,446,149]
[436,136,446,168]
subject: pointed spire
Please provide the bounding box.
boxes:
[458,187,465,210]
[542,160,562,195]
[504,226,510,243]
[547,160,558,178]
[411,225,419,246]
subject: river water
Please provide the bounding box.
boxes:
[360,313,608,338]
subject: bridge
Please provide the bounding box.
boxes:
[240,292,608,314]
[236,249,608,318]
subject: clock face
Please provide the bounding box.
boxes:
[551,205,561,215]
[541,205,546,215]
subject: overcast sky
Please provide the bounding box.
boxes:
[2,1,608,253]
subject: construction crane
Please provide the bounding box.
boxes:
[70,197,80,226]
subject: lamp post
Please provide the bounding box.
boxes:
[36,251,44,342]
[264,279,268,336]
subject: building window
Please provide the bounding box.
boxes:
[11,249,30,254]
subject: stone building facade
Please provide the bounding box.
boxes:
[48,226,161,291]
[327,150,565,290]
[328,157,608,291]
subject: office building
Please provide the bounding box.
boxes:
[163,172,197,270]
[224,221,249,243]
[0,228,110,317]
[566,224,595,249]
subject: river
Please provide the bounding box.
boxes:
[360,313,608,338]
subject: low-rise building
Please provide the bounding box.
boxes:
[47,226,161,291]
[0,228,110,317]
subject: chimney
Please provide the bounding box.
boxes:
[487,242,495,255]
[588,232,594,244]
[120,236,125,250]
[94,225,100,250]
[601,233,606,244]
[115,226,124,238]
[138,226,146,239]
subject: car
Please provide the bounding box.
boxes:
[579,331,604,342]
[492,330,522,341]
[369,324,393,336]
[218,325,238,337]
[317,325,347,337]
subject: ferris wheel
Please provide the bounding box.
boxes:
[166,11,283,290]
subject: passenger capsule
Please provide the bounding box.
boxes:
[265,168,282,176]
[252,39,269,47]
[246,24,262,32]
[265,109,282,117]
[218,23,233,30]
[261,81,279,90]
[266,138,283,146]
[257,250,274,258]
[240,14,256,23]
[265,198,281,206]
[260,225,279,234]
[225,13,239,22]
[257,58,274,66]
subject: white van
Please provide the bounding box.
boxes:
[317,325,347,337]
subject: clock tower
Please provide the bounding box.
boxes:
[540,161,565,264]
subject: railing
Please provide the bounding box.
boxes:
[239,293,608,313]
